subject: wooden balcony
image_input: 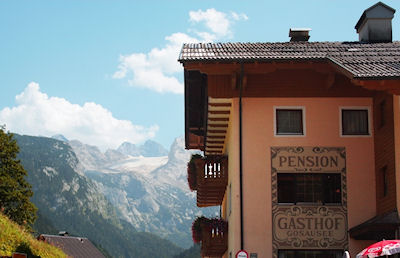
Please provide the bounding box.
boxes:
[196,156,228,207]
[192,217,228,257]
[201,223,228,257]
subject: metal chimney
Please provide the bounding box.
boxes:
[289,28,311,42]
[355,2,396,43]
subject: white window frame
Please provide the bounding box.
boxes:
[339,106,372,137]
[274,106,306,137]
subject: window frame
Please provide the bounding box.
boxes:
[339,106,371,137]
[274,106,306,137]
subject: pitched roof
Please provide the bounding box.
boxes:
[38,234,105,258]
[178,41,400,79]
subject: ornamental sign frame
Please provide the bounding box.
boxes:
[271,147,348,258]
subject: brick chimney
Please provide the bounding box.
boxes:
[355,2,396,43]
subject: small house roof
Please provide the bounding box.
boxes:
[179,41,400,79]
[38,234,105,258]
[355,1,396,31]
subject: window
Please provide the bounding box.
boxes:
[277,173,341,204]
[275,108,304,135]
[341,108,369,135]
[278,250,343,258]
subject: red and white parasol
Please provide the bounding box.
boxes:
[356,240,400,258]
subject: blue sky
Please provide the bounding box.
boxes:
[0,0,399,150]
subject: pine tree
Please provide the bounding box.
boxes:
[0,126,37,228]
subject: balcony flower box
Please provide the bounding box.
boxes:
[187,154,204,191]
[191,217,228,257]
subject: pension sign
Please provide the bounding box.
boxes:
[271,146,345,172]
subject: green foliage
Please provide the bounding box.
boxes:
[0,126,37,228]
[0,211,66,257]
[174,244,201,258]
[32,210,58,236]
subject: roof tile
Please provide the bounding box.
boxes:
[179,42,400,79]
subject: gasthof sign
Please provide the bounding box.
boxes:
[272,206,347,249]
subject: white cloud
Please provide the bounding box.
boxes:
[113,9,248,94]
[0,82,158,149]
[189,8,231,38]
[113,33,198,94]
[231,12,249,21]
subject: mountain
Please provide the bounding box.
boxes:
[174,244,201,258]
[15,134,182,258]
[51,134,68,142]
[68,140,127,170]
[73,137,217,249]
[117,140,168,157]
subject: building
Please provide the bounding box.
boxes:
[37,232,105,258]
[179,2,400,258]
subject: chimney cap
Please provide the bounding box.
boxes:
[289,28,311,42]
[355,1,395,31]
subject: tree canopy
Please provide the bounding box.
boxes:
[0,126,37,228]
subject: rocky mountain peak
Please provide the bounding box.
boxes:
[117,142,141,156]
[168,136,192,164]
[117,140,168,157]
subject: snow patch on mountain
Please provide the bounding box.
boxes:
[117,140,168,157]
[42,166,58,178]
[110,156,168,175]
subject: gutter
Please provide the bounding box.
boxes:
[239,63,244,250]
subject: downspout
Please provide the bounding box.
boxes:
[239,63,244,250]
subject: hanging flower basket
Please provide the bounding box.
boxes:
[192,216,208,243]
[191,216,228,243]
[187,154,203,191]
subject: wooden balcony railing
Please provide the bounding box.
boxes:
[187,155,228,207]
[192,217,228,257]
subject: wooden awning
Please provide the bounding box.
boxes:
[349,210,400,240]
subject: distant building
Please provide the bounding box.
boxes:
[180,2,400,258]
[38,232,105,258]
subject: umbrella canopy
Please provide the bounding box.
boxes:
[356,240,400,258]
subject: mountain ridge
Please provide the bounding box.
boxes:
[70,136,217,248]
[15,134,183,257]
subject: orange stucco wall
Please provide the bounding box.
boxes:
[224,98,241,258]
[225,97,376,258]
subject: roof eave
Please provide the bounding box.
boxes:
[354,75,400,80]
